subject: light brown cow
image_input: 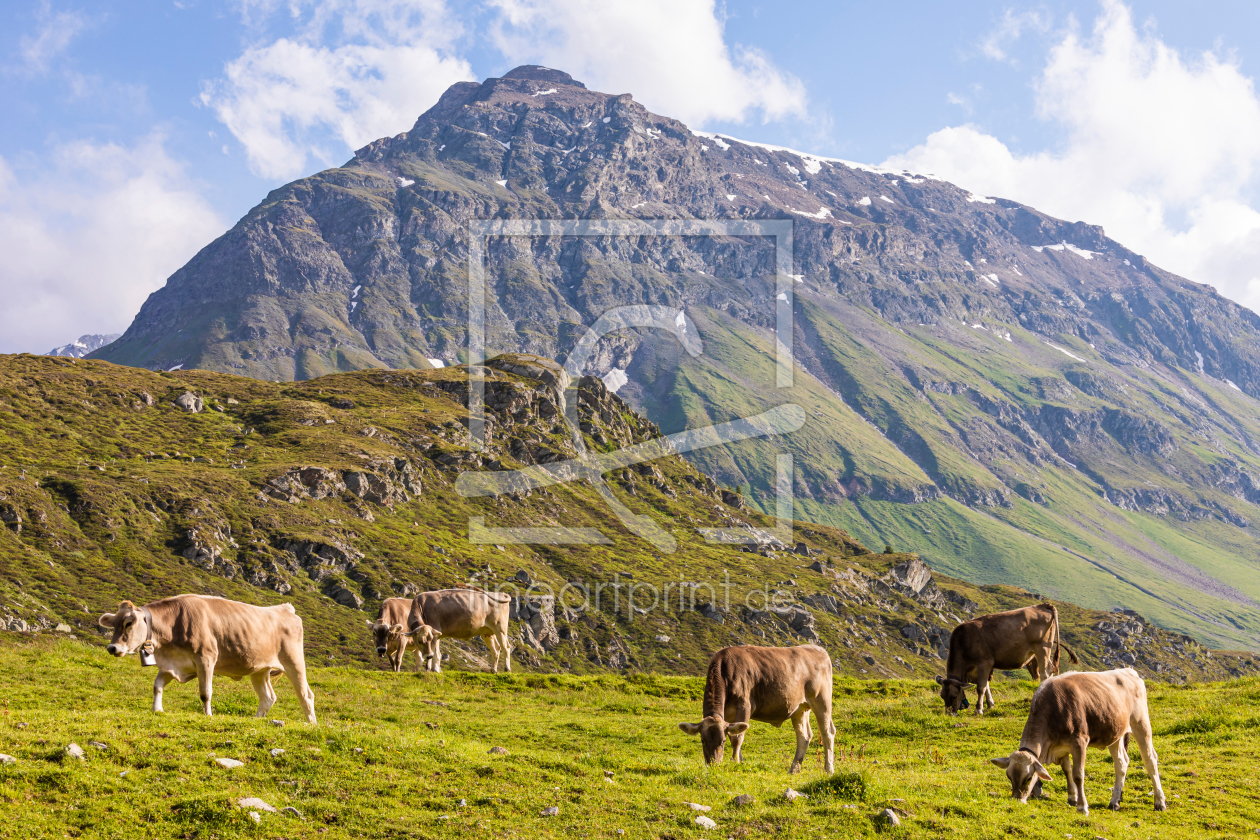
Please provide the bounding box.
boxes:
[98,595,317,724]
[406,588,512,673]
[991,668,1167,815]
[365,597,439,672]
[678,644,836,774]
[936,603,1079,715]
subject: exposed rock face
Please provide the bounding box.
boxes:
[92,66,1260,638]
[511,595,560,652]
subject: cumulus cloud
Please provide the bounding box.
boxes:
[0,136,224,354]
[885,0,1260,311]
[202,0,473,180]
[487,0,808,127]
[978,8,1050,63]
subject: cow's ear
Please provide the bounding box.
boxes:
[364,620,376,629]
[98,613,117,628]
[390,623,406,635]
[1033,761,1052,781]
[990,757,1012,769]
[678,722,702,736]
[934,674,944,684]
[431,630,443,638]
[726,722,750,735]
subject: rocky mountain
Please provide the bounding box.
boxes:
[1,353,1254,682]
[49,334,119,358]
[95,66,1260,650]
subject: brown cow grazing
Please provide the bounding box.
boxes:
[405,588,512,673]
[991,668,1167,815]
[936,603,1079,715]
[366,597,437,672]
[678,644,836,774]
[98,595,317,724]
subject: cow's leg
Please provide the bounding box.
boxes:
[195,657,216,716]
[396,637,408,673]
[431,638,443,673]
[974,665,993,715]
[809,694,837,774]
[493,627,509,675]
[413,645,425,671]
[251,670,277,718]
[788,707,812,774]
[1058,756,1075,806]
[279,645,318,725]
[1108,738,1129,810]
[1132,716,1166,811]
[485,633,501,673]
[152,670,176,713]
[1070,740,1089,815]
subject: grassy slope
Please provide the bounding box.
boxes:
[664,302,1260,650]
[0,636,1255,839]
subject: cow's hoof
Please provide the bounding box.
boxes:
[1154,801,1167,812]
[1109,802,1121,811]
[1077,806,1089,816]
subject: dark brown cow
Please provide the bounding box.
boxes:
[98,595,316,723]
[406,588,512,673]
[678,644,835,773]
[936,603,1078,714]
[365,597,438,672]
[991,668,1167,815]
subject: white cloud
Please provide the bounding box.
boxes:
[487,0,808,127]
[16,2,92,74]
[0,136,224,353]
[885,0,1260,312]
[202,0,473,180]
[978,8,1050,63]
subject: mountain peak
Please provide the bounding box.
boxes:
[499,65,586,89]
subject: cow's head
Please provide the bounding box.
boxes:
[677,716,750,765]
[365,619,410,667]
[405,623,443,663]
[935,674,971,713]
[98,601,147,657]
[991,751,1052,803]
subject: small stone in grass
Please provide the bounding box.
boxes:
[685,802,711,812]
[489,746,508,755]
[540,806,559,817]
[247,812,261,824]
[65,744,85,761]
[89,741,108,750]
[879,808,900,827]
[281,807,302,818]
[353,747,364,755]
[270,748,285,757]
[695,815,717,829]
[0,755,16,765]
[784,788,807,802]
[730,794,754,807]
[458,799,467,807]
[237,798,277,813]
[215,757,244,769]
[269,720,284,727]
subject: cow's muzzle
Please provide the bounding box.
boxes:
[376,646,387,656]
[106,644,124,657]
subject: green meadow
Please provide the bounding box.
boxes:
[1,637,1256,839]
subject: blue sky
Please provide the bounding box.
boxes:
[4,0,1260,352]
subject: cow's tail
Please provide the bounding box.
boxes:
[1047,603,1080,671]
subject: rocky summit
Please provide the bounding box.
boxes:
[93,66,1260,649]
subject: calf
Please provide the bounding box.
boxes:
[98,595,317,723]
[678,644,836,774]
[937,603,1078,714]
[991,668,1167,815]
[366,597,435,672]
[406,588,512,673]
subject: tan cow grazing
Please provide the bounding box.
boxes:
[98,595,317,724]
[991,668,1167,815]
[936,603,1079,715]
[405,588,512,673]
[366,597,432,672]
[678,644,836,774]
